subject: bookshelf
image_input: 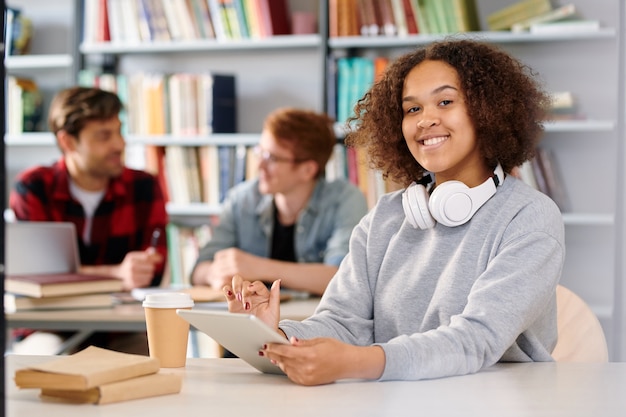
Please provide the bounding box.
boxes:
[4,0,626,360]
[3,0,78,203]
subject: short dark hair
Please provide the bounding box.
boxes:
[264,107,335,178]
[346,38,551,187]
[48,86,123,137]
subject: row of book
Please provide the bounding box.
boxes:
[332,55,388,124]
[514,147,569,212]
[5,76,44,134]
[78,69,237,136]
[330,0,480,37]
[83,0,293,44]
[146,144,254,206]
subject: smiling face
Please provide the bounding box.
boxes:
[401,60,490,187]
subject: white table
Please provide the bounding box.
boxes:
[5,355,626,417]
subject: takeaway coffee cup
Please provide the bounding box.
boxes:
[143,292,194,368]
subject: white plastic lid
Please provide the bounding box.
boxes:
[142,292,194,309]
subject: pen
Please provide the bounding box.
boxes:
[150,228,161,249]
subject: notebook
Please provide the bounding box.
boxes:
[5,221,81,275]
[176,309,289,375]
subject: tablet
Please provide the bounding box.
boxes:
[176,309,289,375]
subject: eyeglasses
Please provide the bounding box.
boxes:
[252,146,301,164]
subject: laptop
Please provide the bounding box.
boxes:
[5,221,81,275]
[177,309,289,375]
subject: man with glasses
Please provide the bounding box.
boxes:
[191,108,367,296]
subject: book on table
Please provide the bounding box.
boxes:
[14,346,182,405]
[4,292,114,313]
[14,346,160,390]
[5,272,123,298]
[40,372,182,405]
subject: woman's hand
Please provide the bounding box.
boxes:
[261,338,386,386]
[223,275,282,332]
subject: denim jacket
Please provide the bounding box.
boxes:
[194,178,367,268]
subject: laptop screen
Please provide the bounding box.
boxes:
[5,222,81,275]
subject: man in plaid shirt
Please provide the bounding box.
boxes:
[9,86,168,354]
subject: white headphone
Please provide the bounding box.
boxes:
[402,163,504,229]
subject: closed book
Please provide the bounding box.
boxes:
[487,0,552,31]
[4,292,114,313]
[210,74,237,133]
[265,0,291,35]
[511,3,577,33]
[5,273,123,298]
[14,346,160,390]
[40,372,182,405]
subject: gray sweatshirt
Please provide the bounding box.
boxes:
[279,175,565,381]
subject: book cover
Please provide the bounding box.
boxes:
[6,273,123,298]
[188,0,216,39]
[265,0,291,35]
[412,0,431,34]
[401,0,419,34]
[336,57,354,123]
[375,0,397,36]
[210,74,237,133]
[487,0,552,31]
[4,292,113,313]
[218,145,235,203]
[40,372,182,405]
[97,0,111,42]
[511,3,578,33]
[357,0,379,36]
[536,147,570,212]
[14,346,160,390]
[198,144,220,205]
[220,0,243,39]
[161,0,184,40]
[243,0,262,38]
[144,0,172,41]
[450,0,481,32]
[173,0,201,40]
[390,0,408,36]
[233,0,250,38]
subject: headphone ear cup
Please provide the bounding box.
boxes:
[402,183,436,229]
[429,181,474,227]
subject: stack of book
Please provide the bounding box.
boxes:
[4,272,124,313]
[14,346,182,404]
[488,1,600,34]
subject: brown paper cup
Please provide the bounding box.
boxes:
[143,293,194,368]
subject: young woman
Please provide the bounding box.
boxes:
[224,39,565,386]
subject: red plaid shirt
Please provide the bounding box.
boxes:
[9,158,168,286]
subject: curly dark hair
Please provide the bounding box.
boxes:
[345,38,551,187]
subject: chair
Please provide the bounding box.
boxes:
[551,284,609,362]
